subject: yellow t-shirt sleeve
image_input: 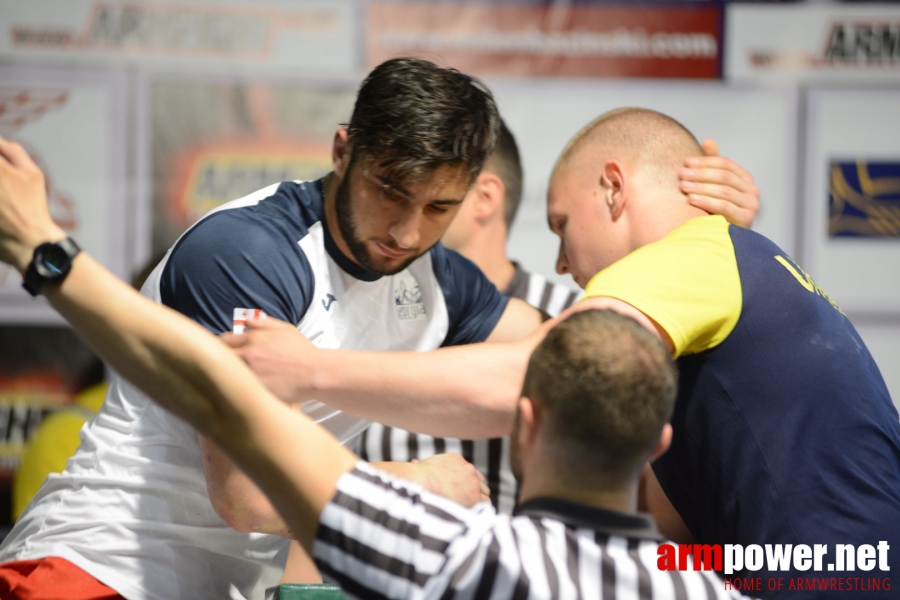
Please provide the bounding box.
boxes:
[582,215,742,358]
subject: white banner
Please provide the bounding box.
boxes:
[0,0,359,75]
[726,4,900,82]
[0,66,126,323]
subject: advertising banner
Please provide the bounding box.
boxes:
[0,0,359,75]
[367,2,722,78]
[726,4,900,82]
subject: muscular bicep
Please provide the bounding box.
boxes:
[485,298,544,343]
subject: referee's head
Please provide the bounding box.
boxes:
[513,309,677,493]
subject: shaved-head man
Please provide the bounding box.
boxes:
[549,108,712,287]
[555,108,900,598]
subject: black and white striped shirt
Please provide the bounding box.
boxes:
[313,464,752,600]
[359,263,579,513]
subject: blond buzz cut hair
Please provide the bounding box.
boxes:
[555,108,703,188]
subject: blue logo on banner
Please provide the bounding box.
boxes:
[829,160,900,238]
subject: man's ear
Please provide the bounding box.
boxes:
[518,395,540,450]
[332,127,351,177]
[599,160,627,220]
[473,171,505,223]
[650,423,673,463]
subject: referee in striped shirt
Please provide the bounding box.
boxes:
[360,120,579,514]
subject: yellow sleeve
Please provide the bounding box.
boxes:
[582,216,742,358]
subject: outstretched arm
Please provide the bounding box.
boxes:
[0,136,357,552]
[223,314,538,439]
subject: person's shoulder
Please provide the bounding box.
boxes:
[189,180,324,239]
[170,180,326,262]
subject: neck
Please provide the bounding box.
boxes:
[452,221,517,291]
[322,172,358,266]
[519,459,638,515]
[630,189,710,250]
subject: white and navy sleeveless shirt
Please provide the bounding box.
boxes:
[0,179,507,600]
[360,262,579,514]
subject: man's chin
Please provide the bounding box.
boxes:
[357,251,419,276]
[377,257,418,276]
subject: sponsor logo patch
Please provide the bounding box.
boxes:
[394,275,425,321]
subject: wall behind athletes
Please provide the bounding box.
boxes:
[0,1,897,424]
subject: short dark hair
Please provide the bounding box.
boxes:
[486,119,524,231]
[346,58,500,185]
[522,309,677,489]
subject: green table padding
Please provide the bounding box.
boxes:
[273,583,347,599]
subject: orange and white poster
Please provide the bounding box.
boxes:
[139,76,357,259]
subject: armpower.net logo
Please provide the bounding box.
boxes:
[657,542,891,594]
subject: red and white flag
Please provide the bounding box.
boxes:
[232,308,266,334]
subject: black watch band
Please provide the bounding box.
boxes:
[23,237,81,297]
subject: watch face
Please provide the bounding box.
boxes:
[34,243,73,279]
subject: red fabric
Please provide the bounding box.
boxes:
[0,557,124,600]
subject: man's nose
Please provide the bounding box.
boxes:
[556,244,569,275]
[389,209,421,250]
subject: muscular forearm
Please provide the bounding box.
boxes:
[308,339,533,439]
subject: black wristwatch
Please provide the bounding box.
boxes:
[22,237,81,297]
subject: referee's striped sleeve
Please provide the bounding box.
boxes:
[312,462,494,599]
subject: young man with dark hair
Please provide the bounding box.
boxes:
[0,150,753,595]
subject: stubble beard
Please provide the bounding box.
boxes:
[335,159,427,276]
